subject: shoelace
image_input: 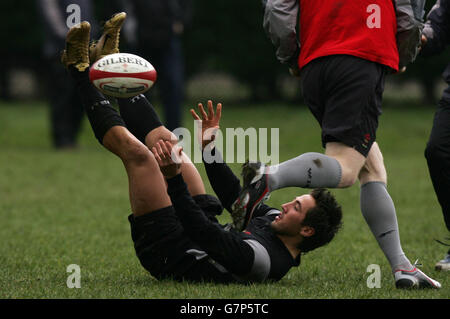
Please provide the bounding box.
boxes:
[434,237,450,247]
[412,259,422,268]
[74,31,90,61]
[79,41,89,58]
[104,19,122,46]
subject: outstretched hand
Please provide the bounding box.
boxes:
[152,140,183,178]
[190,100,222,149]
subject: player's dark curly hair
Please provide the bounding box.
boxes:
[298,188,343,253]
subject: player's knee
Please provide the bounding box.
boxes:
[123,139,153,165]
[358,143,387,184]
[332,157,362,187]
[325,142,366,188]
[339,168,359,188]
[358,154,387,184]
[358,166,387,185]
[146,126,178,148]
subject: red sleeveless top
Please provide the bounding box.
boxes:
[298,0,399,71]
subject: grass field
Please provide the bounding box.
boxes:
[0,99,448,300]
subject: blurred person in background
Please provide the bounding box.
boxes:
[0,2,42,101]
[421,0,450,271]
[36,0,99,149]
[127,0,192,132]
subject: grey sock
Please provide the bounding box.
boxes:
[267,152,342,190]
[360,182,413,272]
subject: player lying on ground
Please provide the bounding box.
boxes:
[230,0,441,289]
[61,14,342,283]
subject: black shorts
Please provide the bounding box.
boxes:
[127,194,232,282]
[300,55,387,157]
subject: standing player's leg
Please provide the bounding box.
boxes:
[424,98,450,271]
[257,143,363,191]
[62,21,171,216]
[359,143,407,271]
[230,139,364,231]
[233,56,372,202]
[359,143,441,288]
[229,61,368,228]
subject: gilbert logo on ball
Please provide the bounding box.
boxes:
[89,53,157,98]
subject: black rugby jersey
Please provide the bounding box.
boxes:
[166,148,300,283]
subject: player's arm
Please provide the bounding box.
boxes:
[166,173,255,276]
[190,101,242,213]
[152,140,254,276]
[262,0,300,73]
[153,139,274,281]
[203,147,242,214]
[421,0,450,56]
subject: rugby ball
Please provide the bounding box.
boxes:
[89,53,157,98]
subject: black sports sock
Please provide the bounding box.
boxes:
[116,94,163,144]
[70,68,126,144]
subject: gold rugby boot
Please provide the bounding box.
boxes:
[61,21,91,72]
[89,12,127,63]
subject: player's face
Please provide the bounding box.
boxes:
[271,194,316,236]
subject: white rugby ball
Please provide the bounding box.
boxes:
[89,53,157,98]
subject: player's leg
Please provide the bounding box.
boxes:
[254,55,377,193]
[237,55,376,197]
[424,98,450,271]
[88,11,205,197]
[236,142,364,200]
[62,21,171,216]
[116,95,206,197]
[146,125,205,196]
[102,126,172,216]
[88,12,126,63]
[62,17,217,283]
[73,69,171,217]
[260,143,363,191]
[358,142,410,270]
[230,143,354,231]
[324,142,366,187]
[359,143,441,288]
[424,99,450,231]
[230,139,365,230]
[230,61,370,228]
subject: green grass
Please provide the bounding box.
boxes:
[0,99,448,299]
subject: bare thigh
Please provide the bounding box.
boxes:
[325,141,366,187]
[103,126,172,216]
